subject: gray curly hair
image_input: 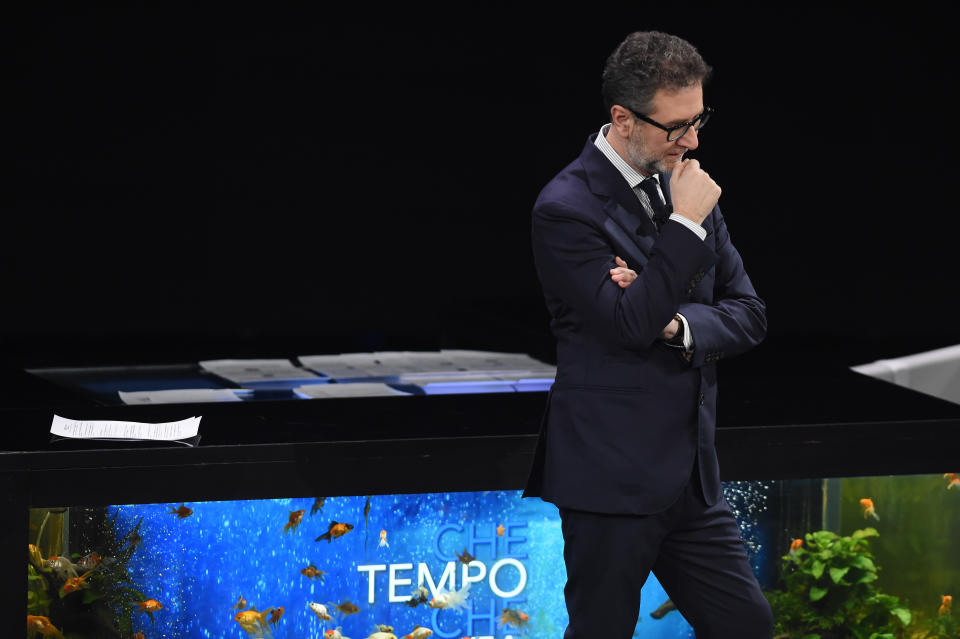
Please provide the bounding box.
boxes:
[601,31,712,116]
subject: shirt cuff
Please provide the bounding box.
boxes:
[668,213,707,241]
[676,312,694,352]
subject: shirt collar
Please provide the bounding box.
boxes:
[594,123,659,189]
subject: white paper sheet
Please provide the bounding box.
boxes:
[50,414,201,442]
[118,389,248,405]
[199,358,322,384]
[293,383,411,398]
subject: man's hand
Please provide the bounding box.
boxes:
[609,256,637,288]
[661,318,679,340]
[669,158,720,225]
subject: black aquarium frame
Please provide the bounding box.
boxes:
[5,359,960,632]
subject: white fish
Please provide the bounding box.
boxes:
[427,581,471,610]
[46,556,79,580]
[404,626,433,638]
[309,601,332,620]
[365,632,397,639]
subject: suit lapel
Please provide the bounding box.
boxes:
[580,138,657,269]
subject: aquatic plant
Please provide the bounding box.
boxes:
[907,600,959,639]
[26,507,148,637]
[765,527,913,639]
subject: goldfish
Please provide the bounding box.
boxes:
[325,627,350,639]
[428,582,471,610]
[26,615,64,638]
[169,504,193,519]
[234,607,274,635]
[940,594,953,616]
[789,538,803,554]
[859,498,880,520]
[316,521,354,542]
[136,599,164,614]
[127,527,143,550]
[650,598,677,619]
[269,606,284,627]
[945,473,960,490]
[309,601,332,620]
[311,496,327,516]
[498,608,530,629]
[456,548,475,564]
[232,594,248,610]
[132,634,146,639]
[373,626,395,634]
[405,586,430,607]
[366,632,398,639]
[75,552,102,571]
[402,626,434,638]
[46,555,78,580]
[284,509,305,534]
[300,564,327,581]
[330,600,360,616]
[496,524,505,537]
[379,529,389,548]
[60,570,94,597]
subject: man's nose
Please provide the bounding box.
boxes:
[677,126,699,150]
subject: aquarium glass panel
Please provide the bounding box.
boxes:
[28,475,957,639]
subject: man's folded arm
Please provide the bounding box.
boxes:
[532,201,718,351]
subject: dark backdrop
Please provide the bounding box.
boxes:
[7,5,959,367]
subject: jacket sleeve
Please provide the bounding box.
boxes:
[677,205,767,367]
[532,198,718,350]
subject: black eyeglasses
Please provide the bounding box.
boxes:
[626,106,713,142]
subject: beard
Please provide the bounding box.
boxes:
[625,130,680,176]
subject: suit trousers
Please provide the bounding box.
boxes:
[558,463,773,638]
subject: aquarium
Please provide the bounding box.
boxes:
[25,474,959,639]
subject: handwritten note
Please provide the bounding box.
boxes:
[50,414,201,442]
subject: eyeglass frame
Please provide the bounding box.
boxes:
[625,106,714,142]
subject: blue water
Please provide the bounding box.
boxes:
[109,487,768,638]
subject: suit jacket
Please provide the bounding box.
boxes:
[522,134,767,514]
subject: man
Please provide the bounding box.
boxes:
[522,31,772,637]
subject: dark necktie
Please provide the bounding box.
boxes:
[636,177,670,228]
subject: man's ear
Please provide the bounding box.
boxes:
[609,105,635,138]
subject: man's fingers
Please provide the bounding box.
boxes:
[615,256,628,268]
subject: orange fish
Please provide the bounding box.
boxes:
[859,498,879,521]
[498,608,530,629]
[403,625,434,638]
[136,599,164,613]
[169,504,193,519]
[284,509,305,534]
[234,607,274,635]
[232,594,247,610]
[945,473,960,490]
[269,606,285,627]
[300,564,327,581]
[496,523,505,537]
[379,529,389,548]
[940,594,953,616]
[315,521,354,542]
[60,570,94,597]
[26,615,64,638]
[76,552,102,571]
[789,538,803,553]
[132,634,147,639]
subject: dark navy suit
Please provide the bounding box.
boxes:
[523,134,772,638]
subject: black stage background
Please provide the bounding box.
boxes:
[7,5,960,368]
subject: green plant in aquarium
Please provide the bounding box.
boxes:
[765,528,913,639]
[26,508,148,638]
[907,595,958,639]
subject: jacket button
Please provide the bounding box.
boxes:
[699,393,705,405]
